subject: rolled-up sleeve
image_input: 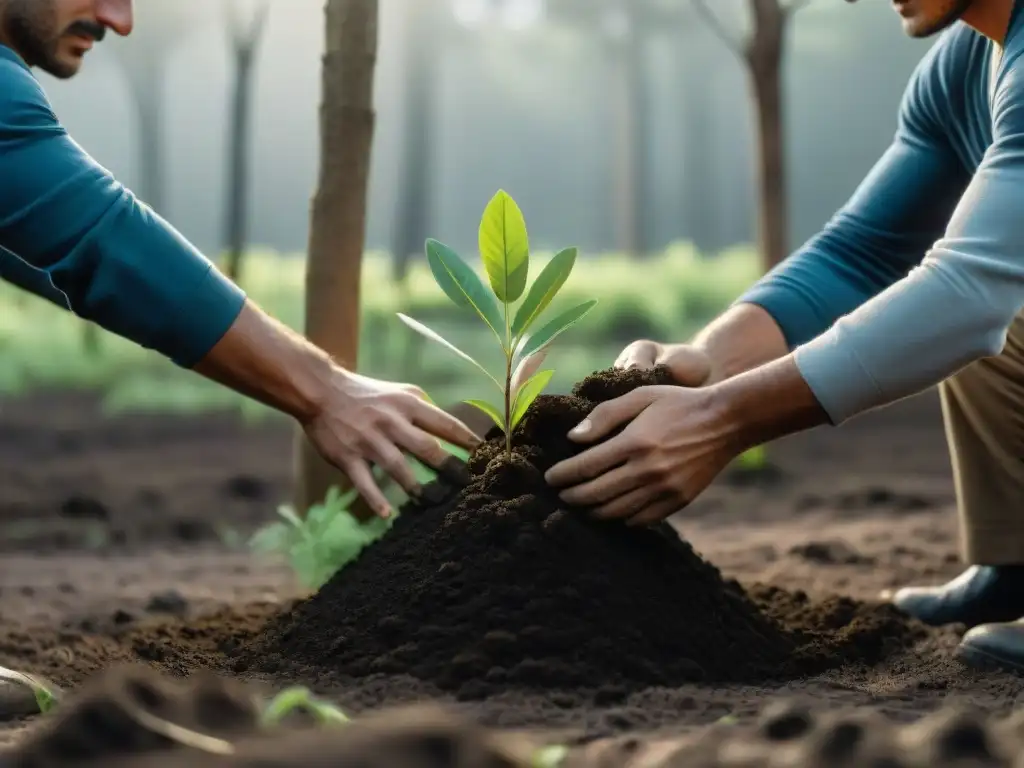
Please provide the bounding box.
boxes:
[0,46,246,368]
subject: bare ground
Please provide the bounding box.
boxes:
[3,387,1024,759]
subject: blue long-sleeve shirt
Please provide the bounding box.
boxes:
[738,5,1024,424]
[0,45,245,368]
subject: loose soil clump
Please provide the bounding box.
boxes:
[7,665,532,768]
[245,368,922,702]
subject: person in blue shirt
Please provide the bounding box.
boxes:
[0,0,480,519]
[546,0,1024,672]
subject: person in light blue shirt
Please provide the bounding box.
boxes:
[546,0,1024,672]
[0,0,481,518]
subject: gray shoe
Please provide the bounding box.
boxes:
[956,619,1024,673]
[886,565,1024,628]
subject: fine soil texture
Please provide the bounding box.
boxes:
[5,375,1024,762]
[245,368,921,704]
[10,665,1024,767]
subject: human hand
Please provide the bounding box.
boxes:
[544,385,738,526]
[302,370,481,518]
[614,340,713,386]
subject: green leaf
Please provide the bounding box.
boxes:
[262,686,350,727]
[397,313,502,390]
[511,369,554,430]
[425,239,506,346]
[465,399,506,432]
[516,300,598,363]
[424,238,470,308]
[0,666,60,714]
[532,744,569,768]
[248,522,293,555]
[478,189,529,303]
[511,247,577,338]
[509,347,548,395]
[275,504,305,529]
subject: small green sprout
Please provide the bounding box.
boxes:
[532,744,569,767]
[398,190,597,460]
[261,686,349,727]
[0,665,58,714]
[734,444,768,471]
[248,486,393,590]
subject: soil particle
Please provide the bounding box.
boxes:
[246,368,923,703]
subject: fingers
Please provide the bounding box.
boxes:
[591,486,661,520]
[545,436,632,488]
[343,458,393,519]
[663,346,712,387]
[386,419,449,472]
[614,340,659,370]
[365,434,422,499]
[626,498,681,527]
[557,462,642,507]
[566,387,664,444]
[591,488,680,526]
[404,394,482,452]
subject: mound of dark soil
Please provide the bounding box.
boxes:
[242,368,922,702]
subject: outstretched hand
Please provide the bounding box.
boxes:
[543,385,738,526]
[303,370,481,519]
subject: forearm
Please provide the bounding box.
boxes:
[192,301,334,424]
[712,355,829,454]
[690,303,790,384]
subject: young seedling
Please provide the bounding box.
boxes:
[398,190,597,460]
[261,686,350,727]
[0,665,59,715]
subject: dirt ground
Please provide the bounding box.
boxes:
[4,386,1024,760]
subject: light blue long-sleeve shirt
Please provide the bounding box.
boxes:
[0,45,245,368]
[738,5,1024,424]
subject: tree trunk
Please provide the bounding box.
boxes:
[131,72,165,214]
[294,0,378,518]
[609,8,646,258]
[679,38,720,252]
[747,0,788,272]
[389,0,434,287]
[223,44,258,283]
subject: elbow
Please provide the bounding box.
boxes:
[969,308,1016,360]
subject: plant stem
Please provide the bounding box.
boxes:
[504,353,512,460]
[503,284,512,462]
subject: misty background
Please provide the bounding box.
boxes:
[37,0,933,261]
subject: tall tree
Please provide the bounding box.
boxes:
[692,0,813,271]
[294,0,379,517]
[388,0,437,287]
[222,0,272,283]
[108,0,206,212]
[549,0,676,258]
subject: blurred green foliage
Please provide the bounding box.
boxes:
[0,242,760,418]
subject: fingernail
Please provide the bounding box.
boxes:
[379,505,392,519]
[570,419,592,437]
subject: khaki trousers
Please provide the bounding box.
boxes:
[941,312,1024,564]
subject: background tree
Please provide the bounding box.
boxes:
[108,0,206,213]
[388,0,440,289]
[692,0,813,271]
[294,0,380,517]
[222,0,273,283]
[549,0,679,258]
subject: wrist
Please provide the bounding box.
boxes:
[708,354,829,452]
[193,301,336,425]
[691,304,790,385]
